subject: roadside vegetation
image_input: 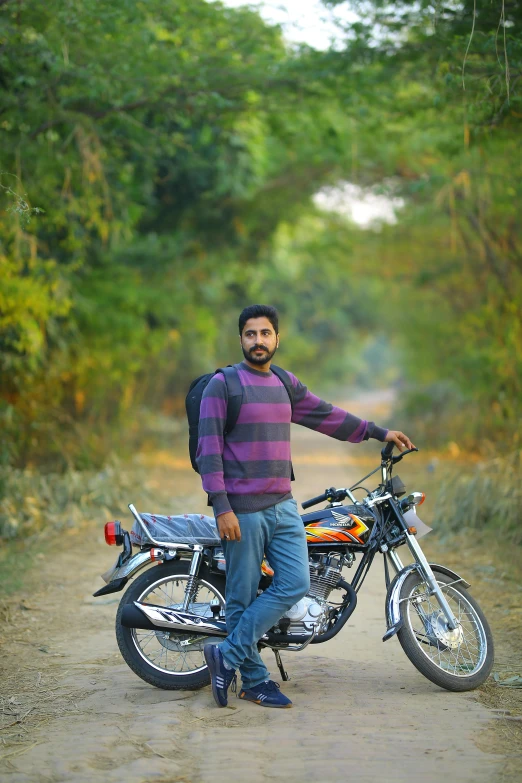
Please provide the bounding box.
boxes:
[1,0,520,542]
[435,450,522,546]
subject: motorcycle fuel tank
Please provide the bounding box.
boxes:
[302,505,376,546]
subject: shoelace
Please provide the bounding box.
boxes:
[244,680,280,697]
[262,680,280,694]
[223,668,237,694]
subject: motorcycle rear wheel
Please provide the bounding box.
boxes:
[115,560,226,690]
[397,569,494,691]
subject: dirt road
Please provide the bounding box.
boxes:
[1,396,517,782]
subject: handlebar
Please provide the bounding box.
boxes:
[381,443,419,464]
[381,441,395,460]
[302,445,420,510]
[301,489,331,510]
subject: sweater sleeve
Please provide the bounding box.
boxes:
[195,373,232,517]
[288,373,388,443]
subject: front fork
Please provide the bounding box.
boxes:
[386,533,458,632]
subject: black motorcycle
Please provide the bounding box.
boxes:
[94,443,494,692]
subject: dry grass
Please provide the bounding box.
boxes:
[425,530,522,781]
[0,668,95,765]
[475,681,522,783]
[434,449,522,545]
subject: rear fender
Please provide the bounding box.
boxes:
[383,562,470,642]
[93,550,154,597]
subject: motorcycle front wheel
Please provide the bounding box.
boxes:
[397,569,494,691]
[115,560,226,690]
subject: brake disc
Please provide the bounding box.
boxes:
[423,611,463,650]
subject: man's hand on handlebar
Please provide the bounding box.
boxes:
[384,430,415,452]
[216,511,241,541]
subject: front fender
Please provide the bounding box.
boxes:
[382,562,470,642]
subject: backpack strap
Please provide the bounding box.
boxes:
[218,366,243,435]
[269,364,296,481]
[205,366,243,507]
[270,365,295,411]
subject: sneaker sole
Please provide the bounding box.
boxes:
[204,646,228,708]
[239,693,292,708]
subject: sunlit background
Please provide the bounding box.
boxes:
[218,0,359,49]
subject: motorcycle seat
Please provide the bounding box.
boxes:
[130,513,221,547]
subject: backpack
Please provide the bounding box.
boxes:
[186,364,295,478]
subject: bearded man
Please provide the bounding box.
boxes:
[198,304,413,708]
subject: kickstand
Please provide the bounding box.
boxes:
[273,650,290,681]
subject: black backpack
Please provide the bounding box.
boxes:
[186,364,295,477]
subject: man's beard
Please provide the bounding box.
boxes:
[242,343,278,365]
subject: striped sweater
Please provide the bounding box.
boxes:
[196,361,388,516]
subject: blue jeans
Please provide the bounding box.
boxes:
[219,499,310,690]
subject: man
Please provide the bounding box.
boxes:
[198,304,413,708]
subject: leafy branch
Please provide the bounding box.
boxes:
[0,175,44,228]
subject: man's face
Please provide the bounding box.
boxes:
[240,317,279,366]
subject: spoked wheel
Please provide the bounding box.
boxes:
[397,568,494,691]
[116,560,226,690]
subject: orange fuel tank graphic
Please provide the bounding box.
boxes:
[305,510,370,544]
[261,558,274,577]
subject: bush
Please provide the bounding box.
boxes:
[435,451,522,546]
[0,458,148,541]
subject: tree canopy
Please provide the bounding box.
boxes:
[1,0,520,469]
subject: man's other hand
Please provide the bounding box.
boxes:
[384,430,415,452]
[216,511,241,541]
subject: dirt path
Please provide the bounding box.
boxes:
[1,395,519,782]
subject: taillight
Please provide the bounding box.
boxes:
[105,521,124,546]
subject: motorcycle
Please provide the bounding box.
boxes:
[94,442,494,693]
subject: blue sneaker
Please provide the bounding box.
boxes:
[239,680,292,708]
[204,644,237,707]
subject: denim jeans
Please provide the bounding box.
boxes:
[219,498,310,690]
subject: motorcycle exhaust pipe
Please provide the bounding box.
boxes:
[120,601,228,636]
[122,581,356,644]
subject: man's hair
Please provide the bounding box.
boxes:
[239,304,279,335]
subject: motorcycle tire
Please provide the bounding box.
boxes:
[115,559,226,691]
[397,568,494,692]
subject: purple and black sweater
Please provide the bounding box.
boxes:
[196,362,388,517]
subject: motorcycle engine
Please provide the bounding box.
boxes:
[280,595,327,635]
[277,553,352,637]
